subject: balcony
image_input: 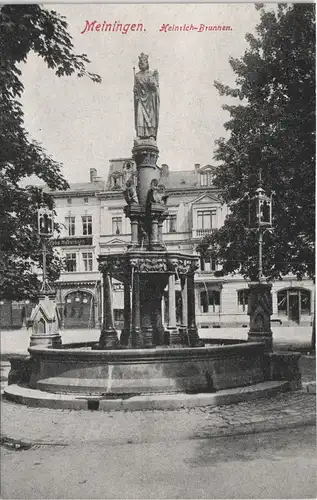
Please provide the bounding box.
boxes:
[192,228,214,238]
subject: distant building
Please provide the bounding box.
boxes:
[1,161,314,330]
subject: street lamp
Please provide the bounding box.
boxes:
[28,204,61,348]
[249,186,273,282]
[247,183,274,351]
[37,206,54,293]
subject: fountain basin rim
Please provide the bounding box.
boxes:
[28,342,265,361]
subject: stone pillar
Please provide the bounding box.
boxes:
[247,282,273,351]
[158,218,164,246]
[132,140,159,207]
[181,276,188,327]
[167,273,181,345]
[179,275,188,345]
[131,271,142,347]
[187,273,203,346]
[99,273,119,349]
[130,218,139,247]
[140,280,155,348]
[120,276,131,346]
[150,218,159,248]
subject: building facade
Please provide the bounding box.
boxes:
[47,160,314,331]
[1,161,313,330]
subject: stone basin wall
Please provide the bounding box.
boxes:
[27,342,267,395]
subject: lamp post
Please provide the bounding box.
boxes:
[38,206,54,293]
[28,205,61,348]
[249,186,273,282]
[247,184,274,351]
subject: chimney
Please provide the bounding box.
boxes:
[194,163,201,172]
[161,164,169,177]
[90,168,97,182]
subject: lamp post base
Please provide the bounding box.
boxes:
[248,282,273,352]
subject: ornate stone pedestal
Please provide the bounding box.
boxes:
[247,282,273,351]
[28,292,62,348]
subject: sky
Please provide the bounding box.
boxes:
[20,3,265,184]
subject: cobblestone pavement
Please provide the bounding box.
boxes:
[1,391,316,448]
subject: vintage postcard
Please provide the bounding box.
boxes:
[1,3,316,499]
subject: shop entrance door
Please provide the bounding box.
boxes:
[289,292,300,324]
[64,292,95,329]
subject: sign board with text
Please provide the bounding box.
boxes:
[52,237,93,247]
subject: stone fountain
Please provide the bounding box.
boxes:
[4,54,301,407]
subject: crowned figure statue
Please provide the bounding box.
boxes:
[134,53,160,140]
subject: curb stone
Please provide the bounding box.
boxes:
[3,380,290,412]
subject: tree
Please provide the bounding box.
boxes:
[197,4,315,283]
[0,5,101,301]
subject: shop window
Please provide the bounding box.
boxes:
[278,288,311,322]
[237,289,249,312]
[200,290,220,313]
[301,289,311,315]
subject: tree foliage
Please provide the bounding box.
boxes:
[197,4,315,281]
[0,5,101,300]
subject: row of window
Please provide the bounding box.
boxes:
[65,252,93,272]
[65,216,93,236]
[64,210,217,237]
[200,288,311,315]
[111,214,178,235]
[111,211,215,236]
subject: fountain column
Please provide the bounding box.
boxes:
[180,275,188,343]
[120,275,131,346]
[130,217,139,247]
[131,271,142,347]
[151,217,159,247]
[187,272,203,347]
[99,273,119,349]
[167,273,181,345]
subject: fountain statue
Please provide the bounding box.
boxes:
[134,53,160,140]
[98,53,201,349]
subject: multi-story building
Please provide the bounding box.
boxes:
[0,160,314,330]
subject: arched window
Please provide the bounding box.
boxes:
[277,288,311,324]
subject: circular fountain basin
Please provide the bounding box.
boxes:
[28,341,266,395]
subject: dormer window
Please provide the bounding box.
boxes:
[110,175,123,189]
[200,171,212,187]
